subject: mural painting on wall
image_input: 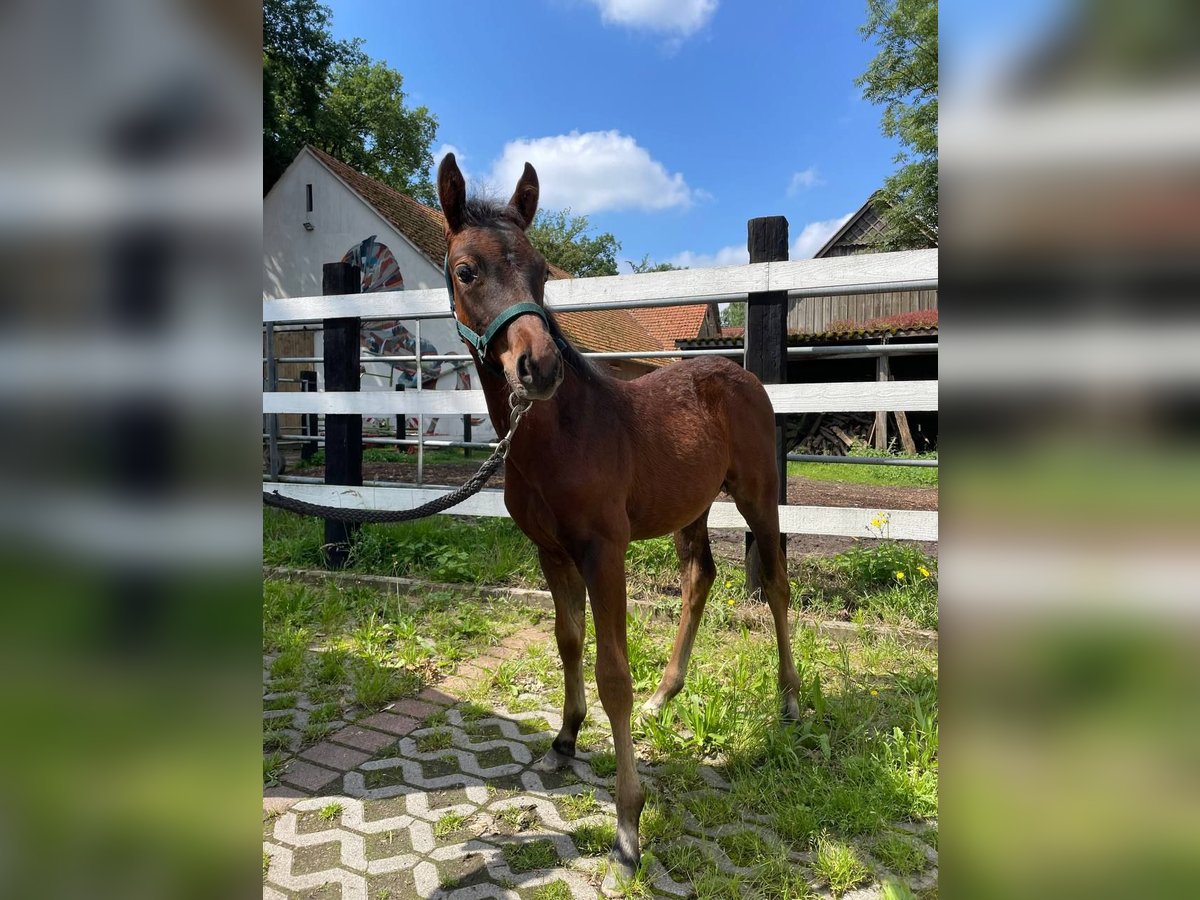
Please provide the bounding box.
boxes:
[342,236,487,437]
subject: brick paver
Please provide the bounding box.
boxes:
[300,741,372,771]
[358,712,420,736]
[388,698,441,721]
[280,759,340,793]
[330,725,395,753]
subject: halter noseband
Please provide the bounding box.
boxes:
[443,254,550,364]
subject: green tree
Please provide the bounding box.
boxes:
[720,303,745,328]
[316,61,439,204]
[856,0,938,249]
[527,209,621,278]
[626,254,682,274]
[263,0,438,200]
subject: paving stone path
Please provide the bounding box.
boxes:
[263,624,937,899]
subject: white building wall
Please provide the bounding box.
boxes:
[264,148,496,443]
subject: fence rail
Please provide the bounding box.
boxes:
[263,482,938,542]
[263,246,938,548]
[262,250,937,323]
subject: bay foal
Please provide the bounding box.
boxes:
[437,154,801,895]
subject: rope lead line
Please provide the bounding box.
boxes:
[263,394,532,524]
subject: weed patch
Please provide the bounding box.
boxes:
[502,839,558,872]
[813,836,870,896]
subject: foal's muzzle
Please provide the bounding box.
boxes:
[502,316,563,401]
[515,347,564,399]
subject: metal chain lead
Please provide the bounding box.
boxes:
[262,392,533,523]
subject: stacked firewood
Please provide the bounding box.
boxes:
[784,413,875,455]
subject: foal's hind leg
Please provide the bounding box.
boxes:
[535,548,588,772]
[643,510,715,715]
[735,495,803,721]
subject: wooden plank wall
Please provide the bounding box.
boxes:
[263,329,312,434]
[787,288,937,334]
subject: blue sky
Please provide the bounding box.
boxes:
[328,0,904,269]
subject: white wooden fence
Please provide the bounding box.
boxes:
[263,249,938,542]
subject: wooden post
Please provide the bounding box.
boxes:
[395,384,406,443]
[894,410,917,455]
[744,216,789,591]
[300,370,318,461]
[874,355,890,453]
[463,414,472,459]
[322,262,362,568]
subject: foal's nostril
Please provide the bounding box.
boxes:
[516,353,532,384]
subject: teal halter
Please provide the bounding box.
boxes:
[443,254,550,363]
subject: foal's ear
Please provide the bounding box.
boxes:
[508,162,539,230]
[438,153,467,234]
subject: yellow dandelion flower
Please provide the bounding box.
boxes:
[918,565,930,578]
[870,689,879,697]
[895,570,906,581]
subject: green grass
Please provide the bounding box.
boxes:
[415,730,455,753]
[872,832,927,876]
[718,829,773,867]
[502,839,559,872]
[787,447,938,488]
[531,881,573,900]
[570,822,616,857]
[300,447,480,468]
[318,802,343,821]
[559,789,600,820]
[263,753,285,787]
[640,799,685,844]
[433,812,468,838]
[813,836,871,896]
[588,751,618,778]
[265,508,937,631]
[264,509,540,585]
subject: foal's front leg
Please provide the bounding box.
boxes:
[536,548,588,771]
[582,538,644,897]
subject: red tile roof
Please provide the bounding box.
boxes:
[555,308,662,356]
[306,146,659,360]
[628,305,714,351]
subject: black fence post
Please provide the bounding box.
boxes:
[744,216,789,593]
[322,262,362,568]
[395,384,406,444]
[300,370,318,462]
[463,415,472,459]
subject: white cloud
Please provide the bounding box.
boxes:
[787,166,824,195]
[490,130,698,214]
[667,243,748,269]
[586,0,717,36]
[792,212,854,259]
[668,215,854,270]
[433,143,468,179]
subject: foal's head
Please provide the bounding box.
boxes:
[437,153,564,401]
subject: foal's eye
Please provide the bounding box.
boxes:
[455,265,476,285]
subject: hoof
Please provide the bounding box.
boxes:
[535,747,573,772]
[782,694,802,723]
[639,696,665,717]
[601,855,638,897]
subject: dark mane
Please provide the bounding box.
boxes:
[544,309,603,383]
[462,195,525,230]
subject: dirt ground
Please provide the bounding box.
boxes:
[288,459,939,561]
